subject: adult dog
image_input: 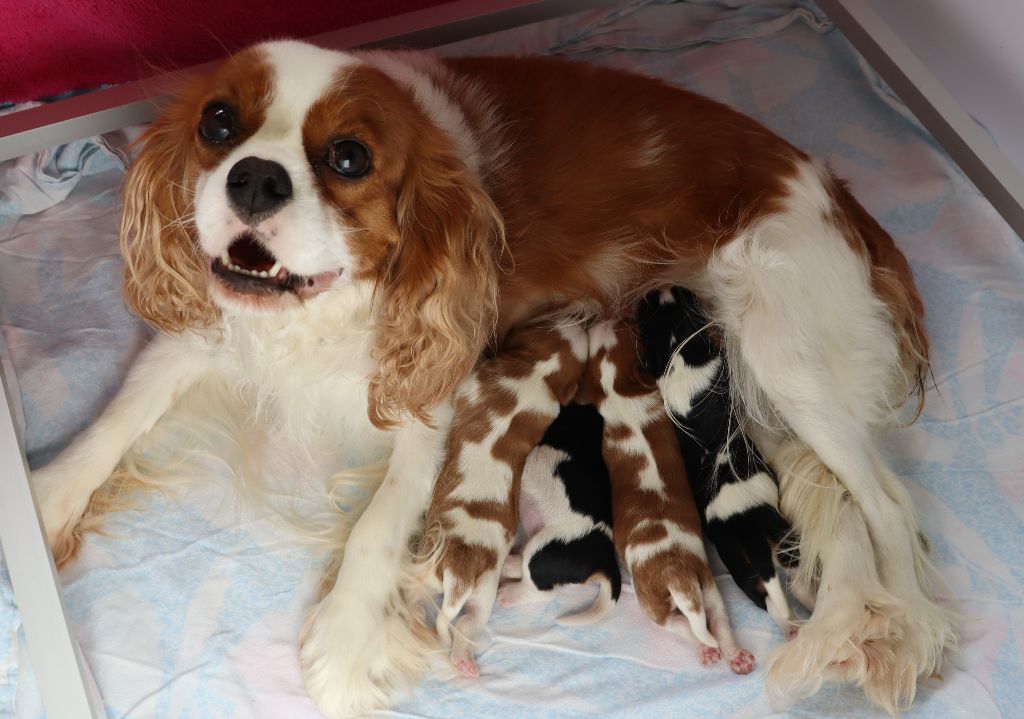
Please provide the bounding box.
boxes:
[32,41,954,717]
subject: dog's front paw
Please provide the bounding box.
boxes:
[32,466,90,569]
[300,584,435,718]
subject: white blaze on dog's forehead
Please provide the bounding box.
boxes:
[258,41,361,139]
[193,40,363,281]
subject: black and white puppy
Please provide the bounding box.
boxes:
[497,402,621,625]
[638,287,795,634]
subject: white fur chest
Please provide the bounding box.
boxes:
[207,283,391,462]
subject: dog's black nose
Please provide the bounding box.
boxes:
[226,156,292,221]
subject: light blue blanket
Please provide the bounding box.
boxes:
[3,2,1023,717]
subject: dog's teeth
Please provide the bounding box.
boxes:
[269,262,282,278]
[221,253,230,266]
[221,260,276,279]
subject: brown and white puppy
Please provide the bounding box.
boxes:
[583,320,754,674]
[637,287,796,635]
[421,321,587,679]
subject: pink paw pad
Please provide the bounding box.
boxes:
[785,626,799,641]
[700,646,721,666]
[728,649,756,675]
[454,658,479,679]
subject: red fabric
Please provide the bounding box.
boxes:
[0,0,450,102]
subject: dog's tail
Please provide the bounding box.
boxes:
[670,586,719,648]
[557,573,617,626]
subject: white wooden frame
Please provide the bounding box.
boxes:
[1,0,1021,717]
[815,0,1024,239]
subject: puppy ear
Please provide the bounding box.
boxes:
[368,133,503,428]
[120,87,218,333]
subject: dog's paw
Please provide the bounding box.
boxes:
[728,649,756,675]
[48,522,84,570]
[699,646,721,666]
[452,653,480,680]
[500,554,523,580]
[33,467,90,569]
[300,584,434,718]
[766,592,955,713]
[497,580,543,608]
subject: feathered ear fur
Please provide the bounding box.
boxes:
[368,135,503,429]
[120,90,218,333]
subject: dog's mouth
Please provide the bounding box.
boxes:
[208,233,341,299]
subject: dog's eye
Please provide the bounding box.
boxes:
[325,139,372,178]
[199,103,237,143]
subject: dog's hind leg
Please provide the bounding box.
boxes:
[501,553,524,579]
[450,570,502,679]
[706,161,955,711]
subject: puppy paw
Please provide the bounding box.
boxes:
[453,656,480,680]
[497,580,541,608]
[501,554,523,580]
[700,646,721,666]
[729,649,756,675]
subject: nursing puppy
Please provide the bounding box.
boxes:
[498,401,621,625]
[638,287,796,634]
[421,321,587,679]
[584,320,754,673]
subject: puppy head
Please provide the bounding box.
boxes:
[636,286,716,379]
[122,41,502,425]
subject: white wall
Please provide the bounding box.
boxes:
[864,0,1024,174]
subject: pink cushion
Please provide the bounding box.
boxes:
[1,0,450,102]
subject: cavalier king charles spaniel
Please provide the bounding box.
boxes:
[32,40,954,717]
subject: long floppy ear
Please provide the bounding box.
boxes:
[120,91,218,333]
[368,139,503,429]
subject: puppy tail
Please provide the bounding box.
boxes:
[763,573,795,634]
[671,587,718,649]
[557,574,616,626]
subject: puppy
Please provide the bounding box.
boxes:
[584,319,754,673]
[421,321,587,679]
[497,401,621,625]
[638,287,796,634]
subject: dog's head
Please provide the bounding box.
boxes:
[122,41,502,426]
